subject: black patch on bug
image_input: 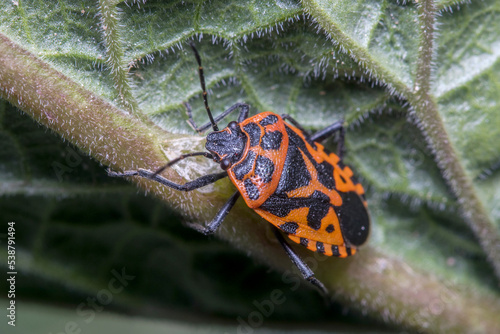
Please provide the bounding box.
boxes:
[254,155,274,183]
[260,194,298,217]
[285,125,342,193]
[285,125,315,161]
[279,222,298,234]
[316,242,325,254]
[325,224,335,233]
[316,161,336,190]
[346,247,352,256]
[336,191,370,246]
[300,238,308,247]
[243,123,261,147]
[339,173,347,184]
[233,150,256,180]
[259,114,278,126]
[275,145,311,194]
[284,125,332,188]
[331,245,340,256]
[244,179,260,200]
[311,190,330,201]
[306,191,330,230]
[261,190,332,222]
[261,131,282,150]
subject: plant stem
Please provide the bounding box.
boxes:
[98,0,140,117]
[412,0,500,283]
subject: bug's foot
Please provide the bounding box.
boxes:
[185,222,216,235]
[307,276,329,296]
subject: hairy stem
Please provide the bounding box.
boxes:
[0,33,211,220]
[302,0,412,98]
[412,0,500,283]
[98,0,140,116]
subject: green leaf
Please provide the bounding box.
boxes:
[1,0,500,333]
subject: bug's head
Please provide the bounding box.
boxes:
[206,121,247,170]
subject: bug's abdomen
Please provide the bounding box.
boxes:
[255,123,370,257]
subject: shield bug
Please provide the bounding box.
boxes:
[109,43,370,293]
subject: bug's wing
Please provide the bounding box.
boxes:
[254,202,356,257]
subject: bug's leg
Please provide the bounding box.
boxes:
[271,227,328,295]
[282,114,345,159]
[149,151,213,178]
[110,150,213,180]
[235,103,250,123]
[310,121,345,159]
[186,102,250,134]
[281,114,311,137]
[186,191,240,235]
[184,101,200,132]
[109,168,228,192]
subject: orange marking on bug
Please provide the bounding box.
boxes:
[255,205,345,248]
[314,142,365,198]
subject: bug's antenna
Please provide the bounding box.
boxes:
[189,42,219,132]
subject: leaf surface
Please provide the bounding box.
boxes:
[1,1,500,333]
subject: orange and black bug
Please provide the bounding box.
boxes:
[109,43,370,294]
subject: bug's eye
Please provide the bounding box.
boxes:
[220,158,232,170]
[228,121,239,131]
